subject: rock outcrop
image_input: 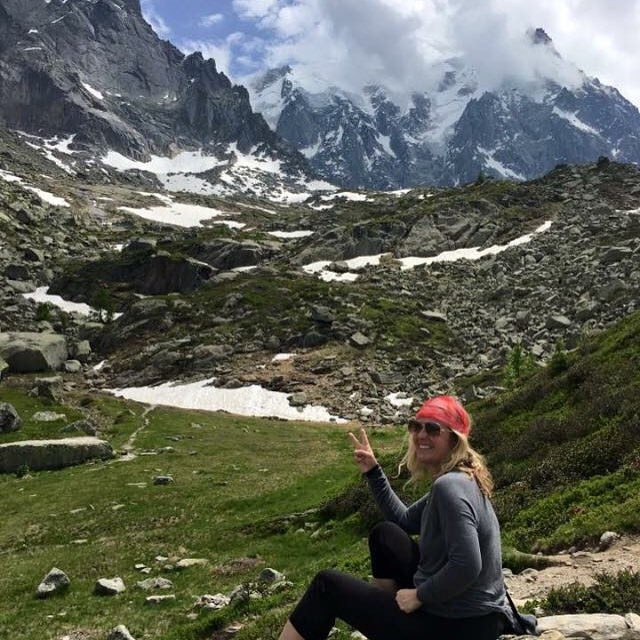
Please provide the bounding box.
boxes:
[0,437,114,473]
[0,332,68,372]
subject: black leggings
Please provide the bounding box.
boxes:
[288,522,504,640]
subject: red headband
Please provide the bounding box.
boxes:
[415,395,471,438]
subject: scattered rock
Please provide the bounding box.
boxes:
[94,577,126,596]
[153,475,174,485]
[0,402,21,433]
[106,625,136,640]
[0,332,68,372]
[145,594,176,604]
[598,531,620,551]
[537,613,637,640]
[31,376,64,401]
[349,332,371,347]
[258,568,285,584]
[175,558,208,570]
[194,593,231,610]
[136,577,174,591]
[36,567,70,598]
[32,411,66,422]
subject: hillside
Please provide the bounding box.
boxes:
[2,305,640,639]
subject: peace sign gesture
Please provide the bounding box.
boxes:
[348,428,378,473]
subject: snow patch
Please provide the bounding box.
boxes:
[552,107,600,136]
[118,194,239,229]
[0,169,70,206]
[81,82,104,101]
[268,230,314,239]
[108,378,346,423]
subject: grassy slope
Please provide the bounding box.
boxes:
[0,388,404,640]
[474,310,640,552]
[2,309,640,638]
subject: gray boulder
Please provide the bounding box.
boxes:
[0,403,21,433]
[35,567,70,598]
[0,437,114,474]
[107,626,136,640]
[95,577,126,596]
[62,419,98,436]
[537,613,640,640]
[136,577,174,591]
[31,376,64,401]
[0,332,68,372]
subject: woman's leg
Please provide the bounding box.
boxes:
[285,569,433,640]
[368,521,420,592]
[278,620,305,640]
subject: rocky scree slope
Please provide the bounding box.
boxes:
[6,151,638,423]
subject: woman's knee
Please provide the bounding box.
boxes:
[309,569,340,592]
[368,521,403,547]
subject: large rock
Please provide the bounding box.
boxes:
[537,613,640,640]
[0,403,21,433]
[0,437,114,474]
[0,332,68,372]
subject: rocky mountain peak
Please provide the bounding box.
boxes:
[0,0,307,174]
[252,65,293,94]
[249,32,640,189]
[529,27,553,46]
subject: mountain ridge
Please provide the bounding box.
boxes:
[248,31,640,189]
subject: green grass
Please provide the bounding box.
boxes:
[0,387,378,639]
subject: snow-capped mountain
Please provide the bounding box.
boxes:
[249,30,640,189]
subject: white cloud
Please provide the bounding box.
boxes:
[140,0,171,38]
[199,13,224,27]
[229,0,640,108]
[181,39,233,75]
[232,0,282,20]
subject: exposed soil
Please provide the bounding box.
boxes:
[506,534,640,606]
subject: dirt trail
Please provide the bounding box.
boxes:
[506,534,640,605]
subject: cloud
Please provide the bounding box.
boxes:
[181,39,233,75]
[179,32,265,76]
[140,0,171,38]
[199,13,224,28]
[228,0,640,107]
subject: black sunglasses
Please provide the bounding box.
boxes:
[407,420,449,436]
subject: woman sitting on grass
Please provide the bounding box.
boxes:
[278,395,511,640]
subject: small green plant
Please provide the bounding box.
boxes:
[548,339,569,375]
[539,569,640,614]
[90,286,115,322]
[35,302,52,322]
[15,464,30,478]
[505,344,536,388]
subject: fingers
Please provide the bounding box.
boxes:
[347,432,360,447]
[359,427,370,446]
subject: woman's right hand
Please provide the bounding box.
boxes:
[348,428,378,473]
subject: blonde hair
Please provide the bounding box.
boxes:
[400,432,494,497]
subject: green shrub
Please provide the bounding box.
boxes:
[540,570,640,614]
[35,302,52,322]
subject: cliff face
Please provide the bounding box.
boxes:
[0,0,290,161]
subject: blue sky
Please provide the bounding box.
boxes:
[140,0,640,108]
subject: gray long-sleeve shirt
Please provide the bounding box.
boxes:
[366,465,507,619]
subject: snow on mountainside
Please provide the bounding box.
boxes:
[248,30,640,190]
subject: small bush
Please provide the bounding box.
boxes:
[35,303,52,322]
[540,570,640,614]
